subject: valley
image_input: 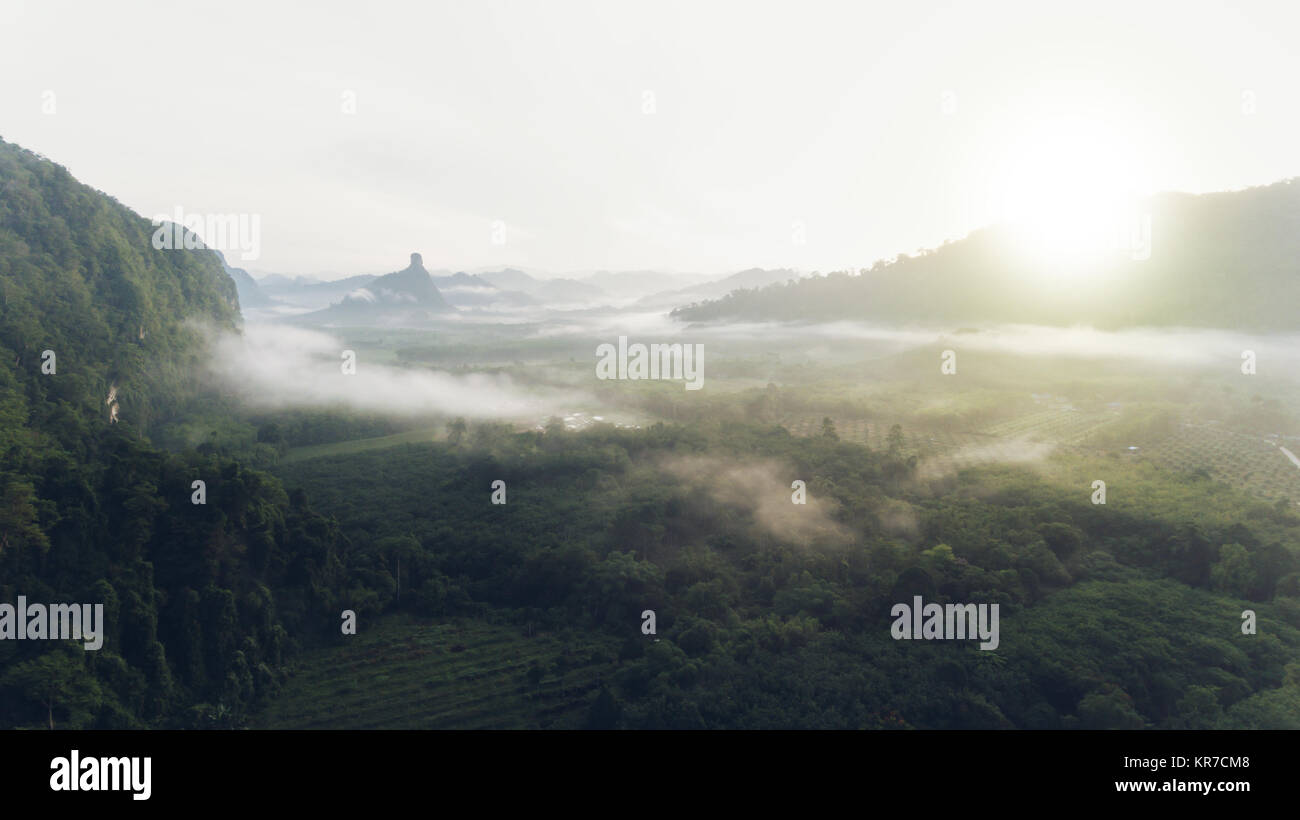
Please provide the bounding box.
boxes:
[3,136,1300,733]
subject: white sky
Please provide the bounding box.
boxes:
[2,0,1299,278]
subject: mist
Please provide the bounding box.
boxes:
[659,455,855,547]
[207,322,583,420]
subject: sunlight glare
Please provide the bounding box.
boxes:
[993,117,1150,274]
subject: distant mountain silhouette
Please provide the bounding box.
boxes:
[431,272,538,309]
[578,270,713,301]
[478,268,607,304]
[674,180,1300,331]
[637,267,802,309]
[256,272,378,310]
[294,253,454,326]
[217,251,281,310]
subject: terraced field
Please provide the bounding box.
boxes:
[256,616,621,729]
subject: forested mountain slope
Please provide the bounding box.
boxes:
[674,180,1300,331]
[0,138,241,433]
[0,139,348,728]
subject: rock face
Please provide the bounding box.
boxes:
[217,250,279,310]
[348,253,450,308]
[295,252,454,326]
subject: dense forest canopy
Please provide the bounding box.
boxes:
[0,139,348,727]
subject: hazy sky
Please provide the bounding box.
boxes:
[3,0,1299,278]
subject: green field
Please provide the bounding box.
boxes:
[1140,425,1300,502]
[981,407,1117,445]
[256,616,620,729]
[787,405,1300,505]
[280,427,443,464]
[785,407,1117,470]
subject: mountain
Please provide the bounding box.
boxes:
[478,268,606,305]
[260,266,554,314]
[475,267,536,292]
[256,272,378,310]
[431,272,537,309]
[257,273,322,287]
[673,180,1300,331]
[637,267,802,309]
[217,251,280,311]
[0,137,353,730]
[579,270,714,301]
[294,252,454,325]
[0,137,242,433]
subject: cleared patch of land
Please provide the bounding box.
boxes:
[787,406,1300,505]
[1140,425,1300,502]
[280,427,442,464]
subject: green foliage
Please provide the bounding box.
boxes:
[267,416,1300,729]
[0,141,348,728]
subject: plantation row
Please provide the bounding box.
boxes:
[257,616,620,730]
[1140,426,1300,503]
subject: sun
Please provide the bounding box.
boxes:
[991,116,1149,273]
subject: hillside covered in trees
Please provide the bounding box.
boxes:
[673,180,1300,331]
[0,139,353,727]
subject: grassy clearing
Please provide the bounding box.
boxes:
[280,427,442,464]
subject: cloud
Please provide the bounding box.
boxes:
[914,437,1057,482]
[343,288,377,304]
[671,316,1300,374]
[205,322,581,419]
[658,454,855,546]
[876,498,922,538]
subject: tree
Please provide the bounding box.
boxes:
[1210,543,1255,598]
[1171,686,1222,729]
[886,424,906,455]
[820,417,839,441]
[1077,688,1145,730]
[525,662,544,693]
[584,687,622,729]
[447,417,467,446]
[1038,522,1083,559]
[1,644,104,729]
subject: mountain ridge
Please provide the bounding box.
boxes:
[673,180,1300,331]
[291,252,455,326]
